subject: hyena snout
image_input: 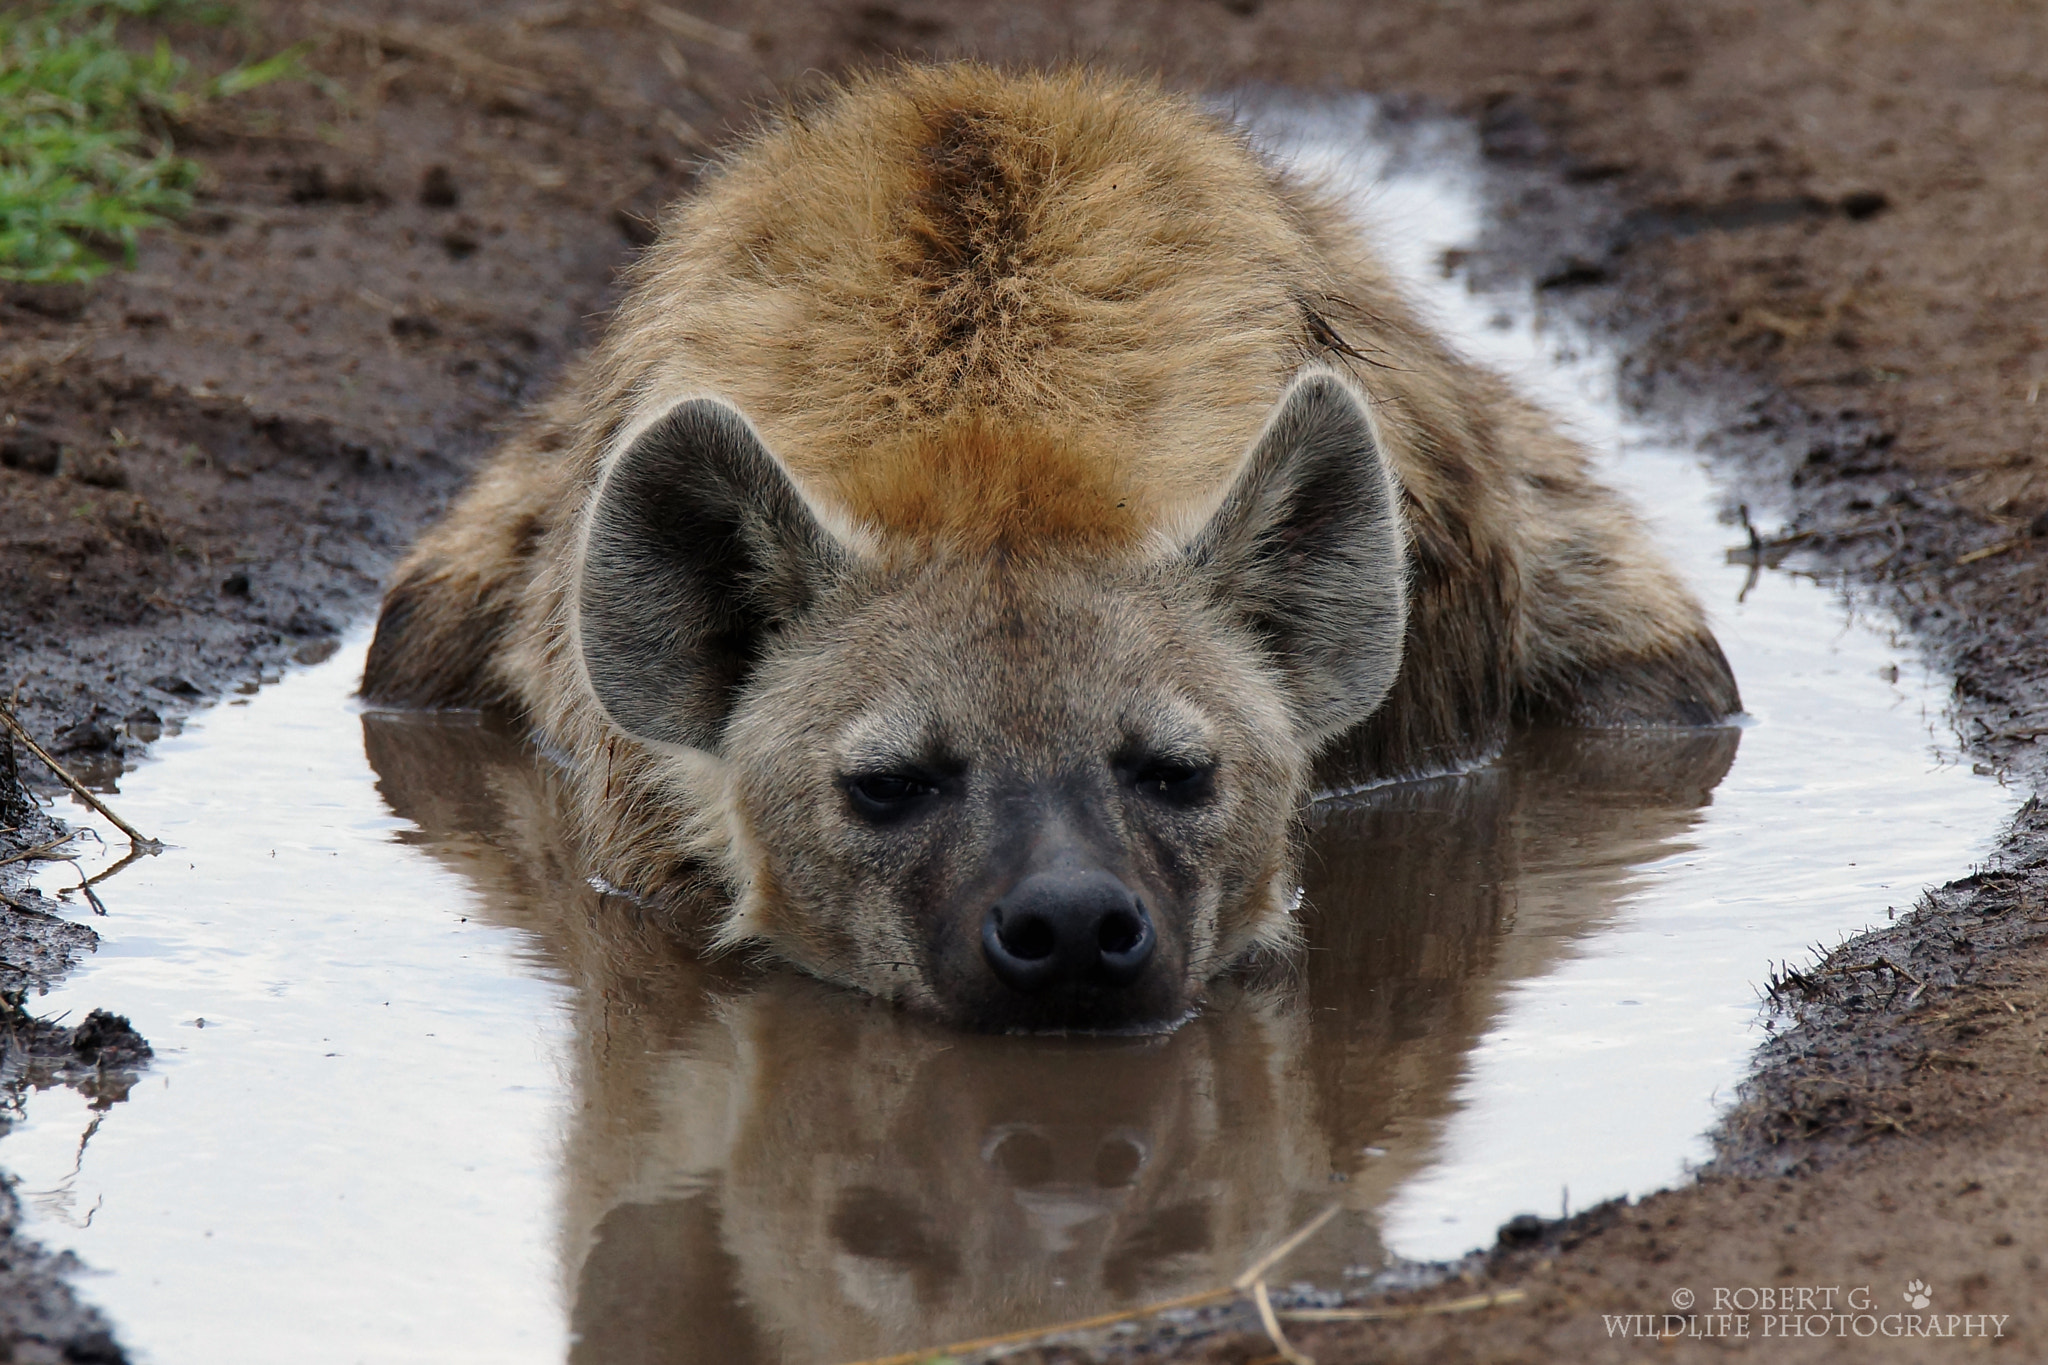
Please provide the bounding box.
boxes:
[982,868,1157,995]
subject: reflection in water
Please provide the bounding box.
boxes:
[363,712,1734,1364]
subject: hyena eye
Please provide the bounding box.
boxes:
[1123,756,1217,805]
[843,771,940,822]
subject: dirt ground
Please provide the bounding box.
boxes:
[3,0,2046,1360]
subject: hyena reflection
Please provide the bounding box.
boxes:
[361,64,1738,1030]
[362,711,1736,1362]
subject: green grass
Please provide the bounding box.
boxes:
[0,0,305,283]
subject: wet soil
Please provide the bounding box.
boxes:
[3,0,2046,1359]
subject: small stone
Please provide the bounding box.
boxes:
[283,607,338,638]
[419,164,461,209]
[292,637,341,666]
[66,448,129,489]
[1538,257,1610,290]
[0,427,63,475]
[71,1009,153,1067]
[389,314,441,341]
[52,718,119,754]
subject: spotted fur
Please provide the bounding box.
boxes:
[361,63,1738,1025]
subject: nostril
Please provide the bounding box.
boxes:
[1094,902,1155,987]
[1000,911,1058,962]
[1097,909,1144,957]
[982,905,1062,994]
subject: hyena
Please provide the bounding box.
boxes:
[361,63,1739,1031]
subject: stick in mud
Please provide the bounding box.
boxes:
[1232,1202,1343,1291]
[1252,1278,1315,1365]
[0,702,158,849]
[1235,1204,1343,1365]
[0,832,82,869]
[1278,1288,1531,1323]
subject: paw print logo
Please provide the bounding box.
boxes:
[1903,1279,1932,1310]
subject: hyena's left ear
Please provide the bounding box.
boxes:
[1188,367,1409,745]
[577,398,850,751]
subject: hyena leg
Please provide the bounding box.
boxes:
[361,436,572,709]
[1509,420,1741,728]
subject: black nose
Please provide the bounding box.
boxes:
[981,870,1156,994]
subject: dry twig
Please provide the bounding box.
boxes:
[638,1,751,50]
[1252,1279,1312,1365]
[1233,1204,1343,1291]
[1278,1289,1531,1323]
[837,1286,1237,1365]
[0,702,157,848]
[837,1203,1524,1365]
[841,1203,1347,1365]
[0,832,81,868]
[1955,537,2023,566]
[1234,1204,1345,1365]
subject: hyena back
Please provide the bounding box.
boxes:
[362,64,1738,1031]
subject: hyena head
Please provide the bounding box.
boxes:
[575,368,1407,1031]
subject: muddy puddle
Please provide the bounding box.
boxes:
[5,106,2015,1364]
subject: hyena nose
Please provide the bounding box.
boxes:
[981,870,1156,994]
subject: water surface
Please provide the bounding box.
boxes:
[4,104,2012,1363]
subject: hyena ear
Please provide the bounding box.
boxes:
[1188,368,1409,745]
[577,399,849,751]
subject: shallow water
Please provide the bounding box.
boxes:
[5,107,2014,1363]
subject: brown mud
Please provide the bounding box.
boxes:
[3,0,2046,1360]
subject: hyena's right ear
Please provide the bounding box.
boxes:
[577,399,849,751]
[1188,368,1410,746]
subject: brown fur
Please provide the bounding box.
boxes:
[361,63,1739,1022]
[838,419,1143,554]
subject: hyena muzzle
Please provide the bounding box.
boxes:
[360,63,1739,1032]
